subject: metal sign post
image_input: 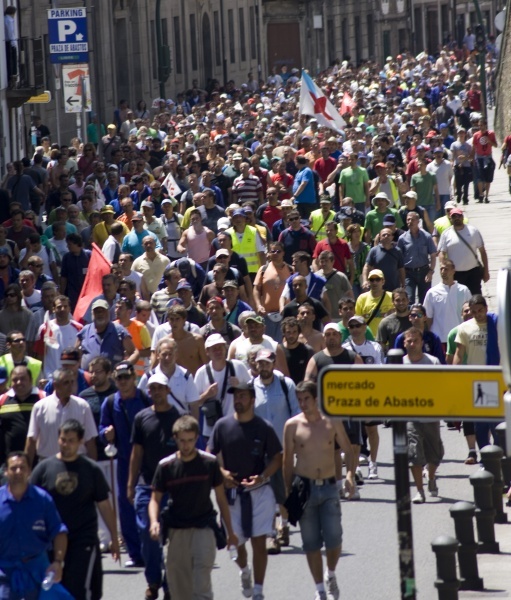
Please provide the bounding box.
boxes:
[388,349,416,600]
[497,263,511,455]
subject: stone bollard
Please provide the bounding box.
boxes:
[449,502,484,590]
[431,535,460,600]
[469,469,500,553]
[480,445,507,524]
[494,423,511,492]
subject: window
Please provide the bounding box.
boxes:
[382,30,391,61]
[366,15,374,60]
[190,14,198,71]
[249,7,257,60]
[228,9,235,64]
[214,11,221,66]
[354,16,362,64]
[341,18,349,59]
[173,17,182,74]
[327,19,335,65]
[239,8,246,62]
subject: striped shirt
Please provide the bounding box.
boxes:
[232,174,262,203]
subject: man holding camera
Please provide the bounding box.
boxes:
[194,333,250,439]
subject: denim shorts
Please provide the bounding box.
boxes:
[299,481,342,552]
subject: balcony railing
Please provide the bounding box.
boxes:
[6,37,45,107]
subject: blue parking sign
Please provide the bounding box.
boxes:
[47,8,88,64]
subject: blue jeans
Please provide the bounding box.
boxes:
[475,421,499,452]
[117,458,142,563]
[135,485,166,587]
[405,266,431,304]
[437,194,450,218]
[423,204,437,225]
[299,481,342,552]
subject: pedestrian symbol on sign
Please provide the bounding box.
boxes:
[473,381,500,407]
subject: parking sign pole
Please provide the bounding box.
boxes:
[388,349,416,599]
[497,264,511,456]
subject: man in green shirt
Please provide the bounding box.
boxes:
[363,192,404,243]
[411,160,440,224]
[339,152,370,213]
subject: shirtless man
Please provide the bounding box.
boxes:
[166,304,207,375]
[297,304,325,353]
[283,381,355,600]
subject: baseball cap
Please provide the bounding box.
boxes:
[0,248,11,258]
[319,196,332,204]
[232,153,243,160]
[206,296,224,307]
[215,249,230,258]
[444,201,457,211]
[0,366,7,384]
[255,349,276,362]
[114,361,135,377]
[222,280,239,289]
[130,175,143,184]
[227,381,255,394]
[100,205,115,214]
[450,208,464,216]
[148,372,169,387]
[166,297,184,308]
[439,123,448,129]
[92,299,109,311]
[217,217,231,231]
[404,191,417,200]
[433,147,444,154]
[161,198,178,207]
[280,200,294,208]
[245,314,264,324]
[323,323,341,334]
[382,215,396,226]
[348,315,366,326]
[131,212,143,221]
[205,333,227,348]
[141,200,155,209]
[60,349,80,365]
[375,162,387,169]
[232,208,247,218]
[176,281,192,291]
[368,269,385,279]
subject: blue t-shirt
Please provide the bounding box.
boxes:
[293,167,315,204]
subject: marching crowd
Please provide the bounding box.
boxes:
[0,42,505,600]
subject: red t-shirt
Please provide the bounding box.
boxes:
[261,206,282,230]
[314,157,337,182]
[270,172,294,200]
[313,237,352,272]
[472,130,496,157]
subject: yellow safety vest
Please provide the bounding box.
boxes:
[229,225,260,273]
[0,354,42,385]
[310,209,335,241]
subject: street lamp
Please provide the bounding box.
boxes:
[155,0,171,99]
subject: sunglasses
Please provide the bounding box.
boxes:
[288,217,300,222]
[348,323,363,329]
[369,277,382,282]
[115,373,132,380]
[270,249,282,254]
[10,338,26,343]
[410,313,424,318]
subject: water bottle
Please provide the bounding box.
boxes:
[228,545,238,561]
[41,570,55,591]
[105,444,118,458]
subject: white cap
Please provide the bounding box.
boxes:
[205,333,227,348]
[148,373,169,387]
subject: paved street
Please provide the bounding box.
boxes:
[101,111,511,600]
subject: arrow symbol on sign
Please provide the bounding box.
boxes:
[67,97,80,106]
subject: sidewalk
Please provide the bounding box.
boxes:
[456,111,511,597]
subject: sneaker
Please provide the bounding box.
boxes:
[412,490,426,504]
[240,568,253,598]
[345,481,360,500]
[266,536,281,555]
[465,451,477,465]
[359,453,369,464]
[314,592,327,600]
[324,570,340,600]
[276,525,290,547]
[355,467,364,486]
[368,461,378,480]
[428,477,438,497]
[124,558,144,568]
[253,594,264,600]
[484,197,490,203]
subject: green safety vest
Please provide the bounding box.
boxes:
[0,354,42,385]
[310,209,335,241]
[229,225,260,273]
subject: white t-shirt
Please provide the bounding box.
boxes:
[455,318,487,365]
[194,359,251,436]
[231,334,277,365]
[37,319,83,377]
[150,321,200,350]
[437,225,484,272]
[423,282,472,342]
[342,339,384,364]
